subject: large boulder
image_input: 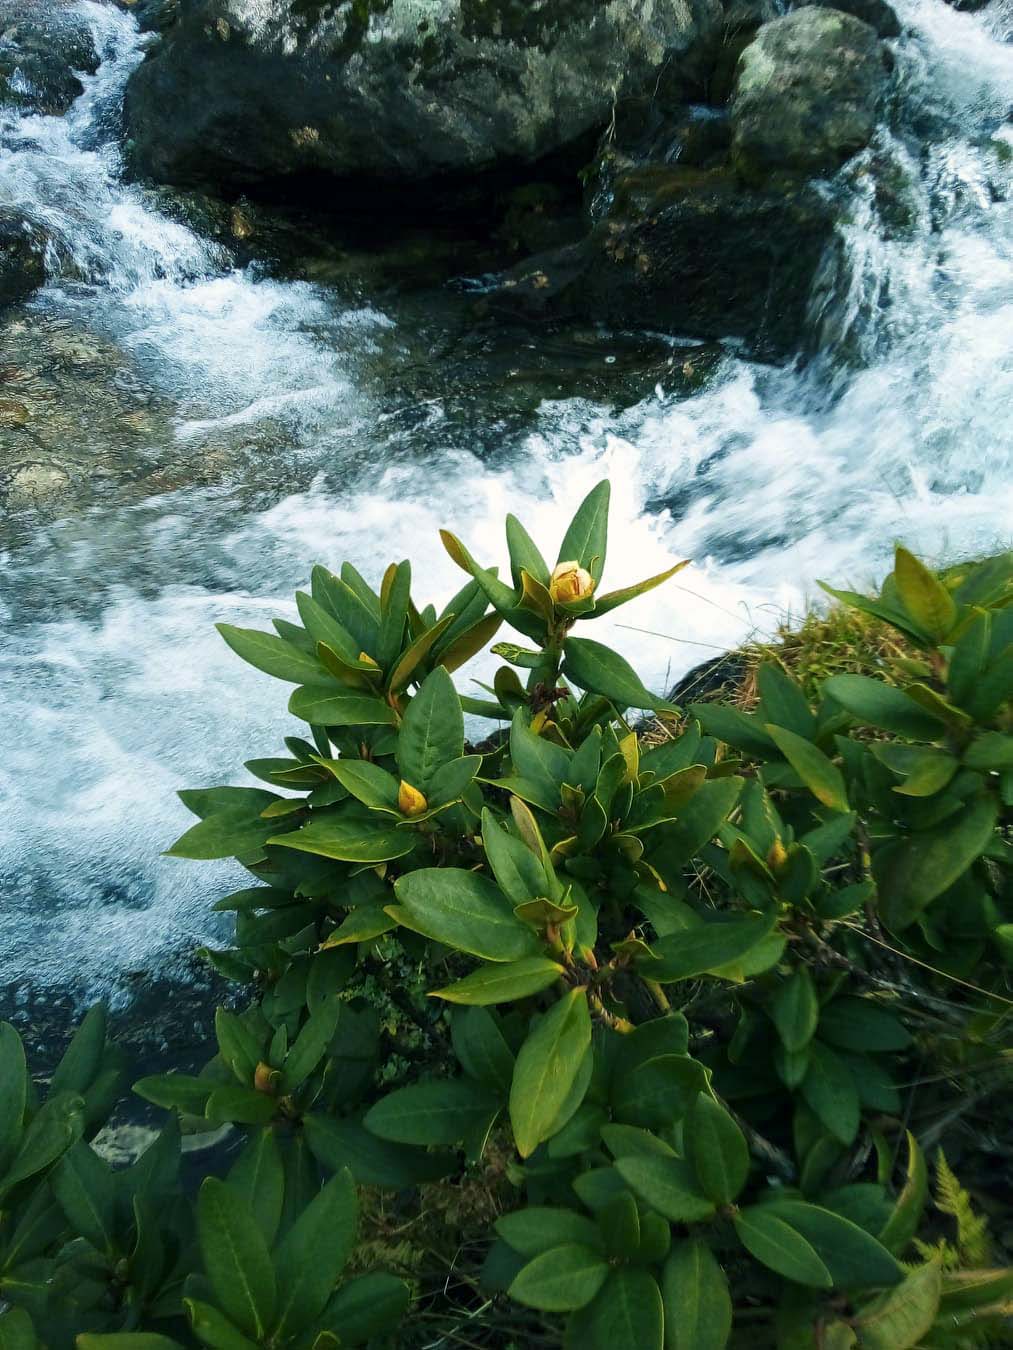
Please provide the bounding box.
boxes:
[123,0,723,191]
[0,213,46,309]
[730,8,891,181]
[0,0,99,116]
[485,164,840,360]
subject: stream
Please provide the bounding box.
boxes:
[1,0,1011,1046]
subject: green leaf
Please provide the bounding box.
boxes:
[496,1207,604,1257]
[801,1042,860,1145]
[818,999,911,1053]
[227,1129,284,1248]
[894,548,956,642]
[590,561,690,619]
[0,1092,85,1196]
[765,1201,903,1289]
[557,481,610,585]
[392,868,540,963]
[587,1269,663,1350]
[270,814,416,864]
[78,1339,185,1350]
[398,666,464,791]
[0,1023,26,1173]
[217,624,325,684]
[506,514,550,588]
[364,1079,500,1146]
[196,1177,276,1340]
[563,637,672,711]
[387,614,455,693]
[856,1258,942,1350]
[878,1132,928,1256]
[133,1073,214,1114]
[324,759,399,812]
[758,663,816,739]
[662,1239,732,1350]
[733,1206,832,1289]
[288,686,397,726]
[204,1087,278,1127]
[963,731,1013,772]
[822,675,945,740]
[303,1115,454,1189]
[875,795,999,931]
[611,1054,707,1131]
[655,777,744,864]
[766,725,849,813]
[273,1168,358,1338]
[615,1156,716,1223]
[690,705,777,757]
[645,912,776,984]
[166,805,278,861]
[685,1095,749,1205]
[318,1272,410,1346]
[509,711,571,801]
[430,957,565,1005]
[51,1004,108,1096]
[184,1300,259,1350]
[283,998,341,1091]
[509,1243,609,1312]
[482,808,551,905]
[322,909,398,947]
[51,1142,115,1254]
[0,1310,40,1350]
[377,560,411,672]
[771,971,820,1054]
[452,1007,515,1095]
[509,989,592,1158]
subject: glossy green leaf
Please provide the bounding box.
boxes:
[856,1258,942,1350]
[587,1269,663,1350]
[509,1243,609,1312]
[509,989,592,1158]
[430,957,565,1005]
[496,1207,604,1257]
[269,814,416,863]
[801,1042,860,1145]
[662,1239,732,1350]
[0,1022,26,1173]
[685,1094,749,1205]
[364,1079,500,1146]
[51,1142,115,1254]
[615,1155,716,1223]
[557,481,610,585]
[771,971,820,1054]
[288,686,396,726]
[564,637,672,711]
[317,1272,410,1346]
[878,1132,928,1256]
[823,675,945,740]
[391,868,539,962]
[818,999,911,1053]
[765,1201,903,1289]
[733,1207,832,1289]
[398,666,464,791]
[645,912,776,984]
[767,725,849,813]
[273,1168,358,1338]
[894,548,956,642]
[196,1178,276,1340]
[875,795,999,930]
[217,624,325,684]
[282,998,341,1091]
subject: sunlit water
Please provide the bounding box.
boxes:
[1,0,1011,1016]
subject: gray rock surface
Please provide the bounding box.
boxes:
[0,0,99,115]
[730,8,891,181]
[124,0,723,190]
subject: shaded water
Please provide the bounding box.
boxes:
[1,0,1011,1024]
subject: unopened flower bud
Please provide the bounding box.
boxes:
[254,1061,278,1094]
[399,781,428,817]
[549,560,596,605]
[766,837,788,872]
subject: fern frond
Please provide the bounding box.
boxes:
[935,1149,992,1267]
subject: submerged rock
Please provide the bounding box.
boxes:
[0,0,99,116]
[730,8,891,181]
[124,0,722,192]
[487,164,840,360]
[798,0,901,39]
[0,213,47,309]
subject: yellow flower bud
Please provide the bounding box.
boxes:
[254,1061,279,1094]
[398,781,428,817]
[549,560,596,604]
[766,837,788,872]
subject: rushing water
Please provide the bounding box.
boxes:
[1,0,1011,1021]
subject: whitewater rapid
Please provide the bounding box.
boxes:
[0,0,1010,1008]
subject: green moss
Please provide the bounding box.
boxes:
[460,0,594,49]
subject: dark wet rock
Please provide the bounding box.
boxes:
[730,9,891,181]
[123,0,722,193]
[0,0,99,116]
[0,213,47,309]
[797,0,901,39]
[486,164,840,361]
